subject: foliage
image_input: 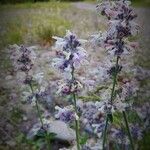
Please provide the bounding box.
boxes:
[0,2,71,49]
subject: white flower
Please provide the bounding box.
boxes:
[33,72,44,84]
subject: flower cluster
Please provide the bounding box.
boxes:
[10,45,36,73]
[95,0,139,57]
[56,79,83,95]
[135,102,150,129]
[10,45,36,86]
[89,0,143,149]
[52,30,87,73]
[52,30,89,150]
[109,123,143,146]
[91,0,139,113]
[55,105,76,123]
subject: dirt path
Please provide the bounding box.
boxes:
[72,2,96,11]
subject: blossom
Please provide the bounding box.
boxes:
[52,30,87,72]
[10,45,36,73]
[56,79,83,95]
[110,127,129,145]
[130,124,143,140]
[33,72,44,85]
[78,101,106,136]
[55,105,75,123]
[135,103,150,129]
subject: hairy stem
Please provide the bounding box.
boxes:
[102,115,109,150]
[73,93,80,150]
[29,83,44,128]
[29,83,51,150]
[110,56,120,104]
[71,65,80,150]
[122,111,135,150]
[102,56,120,150]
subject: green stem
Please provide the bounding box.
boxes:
[29,83,51,150]
[122,111,135,150]
[29,83,44,128]
[102,115,109,150]
[110,56,119,104]
[102,56,120,150]
[73,93,80,150]
[71,65,80,150]
[35,99,44,128]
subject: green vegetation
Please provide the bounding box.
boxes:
[0,2,72,49]
[132,0,150,7]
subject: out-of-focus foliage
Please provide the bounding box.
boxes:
[0,0,84,4]
[0,2,72,49]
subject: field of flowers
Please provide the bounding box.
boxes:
[0,0,150,150]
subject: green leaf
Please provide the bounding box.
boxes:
[47,132,57,140]
[79,134,88,145]
[36,129,46,138]
[93,86,108,94]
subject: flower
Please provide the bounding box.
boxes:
[110,127,129,145]
[56,79,83,95]
[55,105,75,123]
[10,45,36,73]
[52,30,87,72]
[78,101,106,136]
[130,124,143,140]
[135,103,150,129]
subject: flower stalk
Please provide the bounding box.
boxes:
[71,65,80,150]
[29,82,51,150]
[122,111,135,150]
[52,31,87,150]
[97,0,138,149]
[102,56,120,150]
[29,82,44,128]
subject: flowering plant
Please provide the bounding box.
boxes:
[9,0,147,150]
[52,30,88,150]
[91,0,142,149]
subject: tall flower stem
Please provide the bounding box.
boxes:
[29,82,51,150]
[73,93,80,150]
[71,65,80,150]
[29,83,44,128]
[122,111,135,150]
[110,56,120,104]
[102,115,109,150]
[102,56,120,150]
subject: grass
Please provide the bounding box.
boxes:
[132,0,150,7]
[0,2,72,49]
[84,0,150,7]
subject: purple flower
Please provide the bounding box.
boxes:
[110,127,129,145]
[10,45,36,73]
[52,30,87,71]
[56,79,83,95]
[55,106,76,123]
[130,124,143,140]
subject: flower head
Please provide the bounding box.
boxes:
[55,105,75,123]
[52,30,87,72]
